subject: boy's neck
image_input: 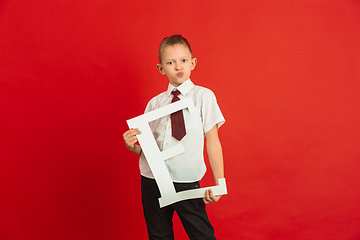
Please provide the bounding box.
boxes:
[170,82,182,87]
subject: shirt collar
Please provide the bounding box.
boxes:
[166,78,194,97]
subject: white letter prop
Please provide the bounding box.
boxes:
[126,97,227,208]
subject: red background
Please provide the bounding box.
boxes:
[1,0,360,239]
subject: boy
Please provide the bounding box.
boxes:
[123,35,225,240]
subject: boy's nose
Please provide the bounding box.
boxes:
[175,63,182,70]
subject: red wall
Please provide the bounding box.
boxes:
[1,0,360,239]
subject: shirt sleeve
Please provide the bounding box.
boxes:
[144,101,152,114]
[201,89,225,134]
[144,95,158,113]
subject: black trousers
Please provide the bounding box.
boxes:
[141,176,216,240]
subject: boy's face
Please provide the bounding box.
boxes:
[157,44,197,87]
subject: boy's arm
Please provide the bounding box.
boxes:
[123,128,142,156]
[204,125,224,203]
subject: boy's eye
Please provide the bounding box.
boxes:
[167,62,173,65]
[182,59,188,63]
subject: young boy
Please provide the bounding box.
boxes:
[123,35,225,240]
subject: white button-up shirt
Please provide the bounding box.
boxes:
[139,79,225,182]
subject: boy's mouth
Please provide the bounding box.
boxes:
[177,72,184,77]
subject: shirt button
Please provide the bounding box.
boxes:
[165,143,169,146]
[168,126,171,129]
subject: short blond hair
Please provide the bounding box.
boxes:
[158,35,193,63]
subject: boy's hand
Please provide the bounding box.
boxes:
[123,128,141,152]
[203,189,222,204]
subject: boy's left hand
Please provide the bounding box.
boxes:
[203,189,222,204]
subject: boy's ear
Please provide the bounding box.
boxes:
[191,58,198,70]
[156,64,166,75]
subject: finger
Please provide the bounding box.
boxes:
[124,132,139,143]
[130,128,142,135]
[124,132,140,143]
[127,138,137,146]
[209,190,222,203]
[123,128,141,138]
[126,134,138,141]
[205,189,212,203]
[124,131,133,139]
[207,189,217,203]
[208,189,216,202]
[127,136,139,145]
[203,198,211,204]
[124,135,135,143]
[203,197,210,204]
[123,129,133,137]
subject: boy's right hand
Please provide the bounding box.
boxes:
[123,128,142,152]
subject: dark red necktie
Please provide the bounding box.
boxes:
[171,90,186,141]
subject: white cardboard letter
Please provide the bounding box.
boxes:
[127,98,227,207]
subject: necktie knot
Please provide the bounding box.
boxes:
[171,90,181,102]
